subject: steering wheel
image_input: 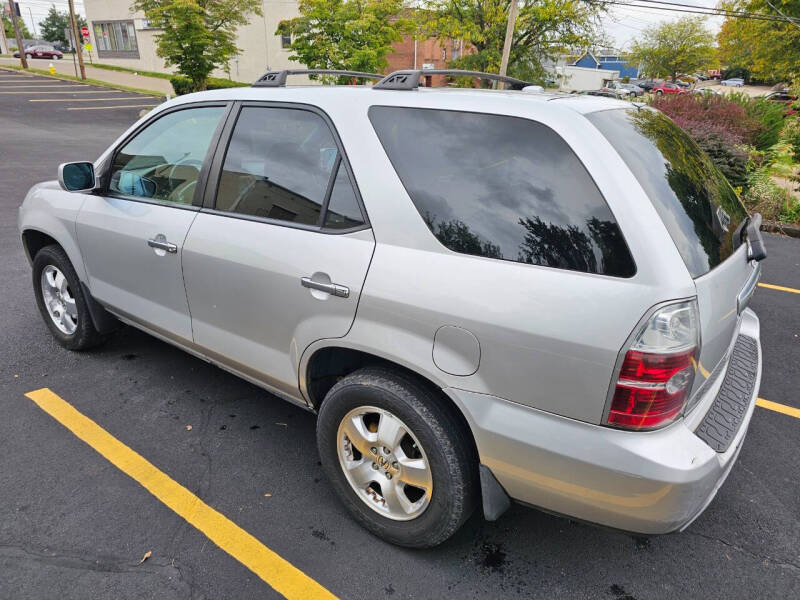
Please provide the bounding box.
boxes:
[167,157,203,192]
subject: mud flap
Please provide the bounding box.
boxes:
[79,281,119,334]
[480,464,511,521]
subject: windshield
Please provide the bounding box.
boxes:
[587,108,747,277]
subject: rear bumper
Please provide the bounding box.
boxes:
[447,309,761,534]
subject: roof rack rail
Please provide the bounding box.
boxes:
[373,69,533,91]
[252,69,383,87]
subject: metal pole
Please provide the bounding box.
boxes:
[498,0,518,89]
[0,7,9,55]
[67,0,85,79]
[9,1,28,68]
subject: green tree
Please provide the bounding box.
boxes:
[3,14,32,44]
[132,0,262,91]
[278,0,413,81]
[628,17,715,81]
[718,1,800,83]
[40,6,87,47]
[415,0,605,84]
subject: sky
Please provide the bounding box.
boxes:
[601,1,725,50]
[13,0,725,53]
[14,0,86,37]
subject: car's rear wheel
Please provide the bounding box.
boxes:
[25,53,32,60]
[32,245,110,350]
[656,90,663,95]
[53,55,60,60]
[317,366,477,548]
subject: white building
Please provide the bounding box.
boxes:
[83,0,306,83]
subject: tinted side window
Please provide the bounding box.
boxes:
[368,107,635,277]
[109,106,225,205]
[324,161,364,229]
[216,107,340,226]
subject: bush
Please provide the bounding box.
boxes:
[651,93,762,147]
[741,169,800,223]
[726,93,785,151]
[695,135,749,188]
[783,118,800,164]
[170,75,248,95]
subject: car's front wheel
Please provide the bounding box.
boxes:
[32,245,111,350]
[317,366,477,548]
[25,53,32,60]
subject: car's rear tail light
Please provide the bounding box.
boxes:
[606,300,700,430]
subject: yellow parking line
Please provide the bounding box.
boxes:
[758,282,800,295]
[757,398,800,419]
[67,104,159,110]
[30,97,155,102]
[24,388,337,600]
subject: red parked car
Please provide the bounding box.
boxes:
[652,82,687,95]
[13,45,63,60]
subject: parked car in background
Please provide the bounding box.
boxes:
[693,87,721,97]
[763,90,796,104]
[602,81,632,97]
[13,45,63,60]
[708,69,722,80]
[652,82,687,95]
[620,83,644,97]
[721,78,745,87]
[636,80,658,92]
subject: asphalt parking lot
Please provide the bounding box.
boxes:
[1,67,798,599]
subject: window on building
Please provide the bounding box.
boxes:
[281,33,292,49]
[368,106,635,277]
[215,107,362,229]
[451,43,460,60]
[441,48,446,60]
[93,20,138,56]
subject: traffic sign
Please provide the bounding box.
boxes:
[80,25,89,39]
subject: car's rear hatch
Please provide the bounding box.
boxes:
[587,107,763,402]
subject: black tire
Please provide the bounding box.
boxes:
[32,244,109,350]
[317,366,477,548]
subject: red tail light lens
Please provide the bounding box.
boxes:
[608,348,696,429]
[606,300,700,431]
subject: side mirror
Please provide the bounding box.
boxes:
[58,162,96,192]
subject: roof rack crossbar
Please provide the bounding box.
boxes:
[373,69,533,91]
[252,69,383,87]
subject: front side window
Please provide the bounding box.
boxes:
[215,106,364,229]
[368,106,635,277]
[109,106,225,205]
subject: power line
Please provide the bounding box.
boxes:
[587,0,799,23]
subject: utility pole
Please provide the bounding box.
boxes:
[498,0,518,89]
[9,1,28,69]
[67,0,85,80]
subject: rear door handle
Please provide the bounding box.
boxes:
[301,277,350,298]
[147,236,178,254]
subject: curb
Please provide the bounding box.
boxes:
[761,220,800,239]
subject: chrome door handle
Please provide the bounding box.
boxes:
[147,237,178,253]
[301,277,350,298]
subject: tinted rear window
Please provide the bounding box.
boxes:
[587,108,747,277]
[368,106,635,278]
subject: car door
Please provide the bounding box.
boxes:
[182,103,375,399]
[76,103,229,343]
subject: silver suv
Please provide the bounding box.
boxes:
[18,70,765,548]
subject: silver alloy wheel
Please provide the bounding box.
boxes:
[337,406,433,521]
[40,265,78,335]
